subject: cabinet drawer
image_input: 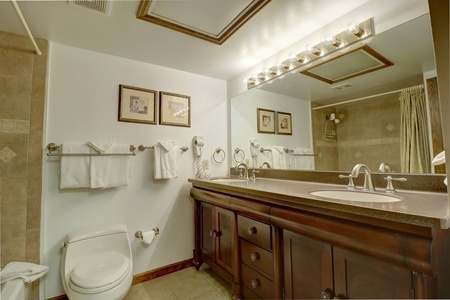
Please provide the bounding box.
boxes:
[238,215,272,250]
[241,263,274,299]
[241,239,274,279]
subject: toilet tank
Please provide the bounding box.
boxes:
[61,223,132,285]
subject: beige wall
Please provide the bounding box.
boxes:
[313,93,401,172]
[0,31,47,299]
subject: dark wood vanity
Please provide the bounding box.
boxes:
[190,177,450,299]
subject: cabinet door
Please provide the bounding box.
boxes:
[200,202,215,261]
[283,230,333,299]
[334,247,413,299]
[215,207,234,274]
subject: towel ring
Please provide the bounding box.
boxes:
[212,147,226,163]
[233,148,245,163]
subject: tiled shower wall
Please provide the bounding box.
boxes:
[0,31,47,298]
[312,93,401,172]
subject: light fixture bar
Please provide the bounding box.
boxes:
[246,18,374,89]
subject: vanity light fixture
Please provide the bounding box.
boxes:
[245,18,374,89]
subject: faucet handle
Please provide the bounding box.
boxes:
[339,174,356,190]
[384,176,407,193]
[251,170,259,179]
[238,169,243,178]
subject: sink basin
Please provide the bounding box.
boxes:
[310,190,401,203]
[211,178,247,183]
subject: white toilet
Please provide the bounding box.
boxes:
[60,223,133,300]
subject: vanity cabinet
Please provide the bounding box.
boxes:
[284,230,413,299]
[199,202,234,274]
[190,183,449,299]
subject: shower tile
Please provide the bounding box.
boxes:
[0,133,28,177]
[26,229,40,264]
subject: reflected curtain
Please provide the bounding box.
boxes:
[399,85,431,173]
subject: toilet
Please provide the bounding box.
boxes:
[60,223,133,300]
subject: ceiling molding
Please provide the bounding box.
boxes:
[136,0,271,45]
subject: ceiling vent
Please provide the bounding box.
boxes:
[69,0,110,15]
[331,82,354,91]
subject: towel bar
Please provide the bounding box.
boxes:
[138,145,189,152]
[46,143,136,156]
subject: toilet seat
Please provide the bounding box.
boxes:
[69,251,130,294]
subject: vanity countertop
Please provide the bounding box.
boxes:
[189,177,450,229]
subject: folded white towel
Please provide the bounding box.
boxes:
[0,262,49,285]
[88,141,113,188]
[105,144,130,188]
[60,143,91,189]
[154,142,180,179]
[291,148,314,170]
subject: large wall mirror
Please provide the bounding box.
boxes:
[231,12,445,175]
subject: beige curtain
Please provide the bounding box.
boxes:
[400,85,431,173]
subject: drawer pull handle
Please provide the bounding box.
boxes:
[251,279,260,289]
[209,230,217,238]
[250,252,260,262]
[247,226,257,235]
[320,288,335,300]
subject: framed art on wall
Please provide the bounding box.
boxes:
[257,108,275,134]
[276,111,292,135]
[159,91,191,127]
[118,84,157,124]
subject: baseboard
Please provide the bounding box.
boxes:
[132,258,193,285]
[47,258,194,300]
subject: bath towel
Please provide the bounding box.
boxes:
[291,148,314,170]
[88,141,113,188]
[60,143,91,189]
[271,146,287,169]
[154,142,180,179]
[105,143,131,188]
[0,262,49,285]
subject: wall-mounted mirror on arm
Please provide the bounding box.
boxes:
[231,11,445,175]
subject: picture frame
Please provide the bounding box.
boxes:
[257,108,275,134]
[276,111,292,135]
[159,91,191,127]
[118,84,157,124]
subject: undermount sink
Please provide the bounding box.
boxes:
[310,190,401,203]
[211,178,247,183]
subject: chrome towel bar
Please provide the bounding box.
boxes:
[138,145,189,152]
[46,143,136,157]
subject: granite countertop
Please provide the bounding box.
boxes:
[189,177,450,229]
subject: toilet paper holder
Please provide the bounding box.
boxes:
[135,228,159,241]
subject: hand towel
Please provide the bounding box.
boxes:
[271,146,287,169]
[0,262,49,285]
[105,143,131,188]
[60,143,91,189]
[88,141,113,188]
[154,142,180,179]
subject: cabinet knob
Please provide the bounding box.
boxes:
[209,230,217,238]
[320,288,335,300]
[247,226,257,235]
[250,252,260,262]
[251,279,260,289]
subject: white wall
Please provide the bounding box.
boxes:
[42,43,228,298]
[231,88,312,168]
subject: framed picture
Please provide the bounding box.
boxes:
[118,85,157,124]
[159,91,191,127]
[276,111,292,135]
[257,108,275,134]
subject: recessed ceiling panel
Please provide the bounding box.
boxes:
[302,45,393,84]
[137,0,271,44]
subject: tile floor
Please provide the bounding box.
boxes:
[124,264,232,300]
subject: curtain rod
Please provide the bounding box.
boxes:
[10,0,42,55]
[312,89,404,110]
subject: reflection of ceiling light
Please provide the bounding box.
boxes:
[245,18,374,89]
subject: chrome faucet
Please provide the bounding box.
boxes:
[260,162,271,168]
[351,163,375,191]
[235,162,249,179]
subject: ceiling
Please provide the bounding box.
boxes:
[0,0,371,80]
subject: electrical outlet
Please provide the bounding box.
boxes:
[202,159,209,170]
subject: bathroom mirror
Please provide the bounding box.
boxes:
[230,14,443,174]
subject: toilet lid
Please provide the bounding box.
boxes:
[70,251,129,289]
